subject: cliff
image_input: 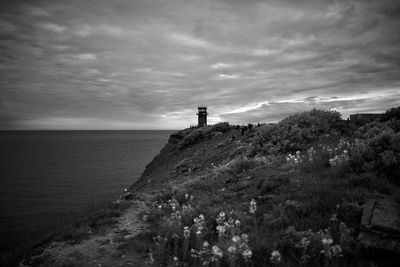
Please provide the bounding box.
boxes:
[20,109,400,267]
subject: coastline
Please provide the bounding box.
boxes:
[12,110,400,266]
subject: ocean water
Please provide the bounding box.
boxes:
[0,130,172,250]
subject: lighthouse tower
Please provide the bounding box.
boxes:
[197,106,208,127]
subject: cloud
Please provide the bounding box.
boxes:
[169,33,209,48]
[74,24,123,37]
[37,22,65,32]
[0,21,18,32]
[74,53,97,60]
[0,0,399,129]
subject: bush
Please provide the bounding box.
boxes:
[381,106,400,122]
[256,109,346,155]
[350,121,400,184]
[177,122,231,149]
[178,128,205,149]
[209,122,231,133]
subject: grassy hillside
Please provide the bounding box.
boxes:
[128,108,400,267]
[16,108,400,267]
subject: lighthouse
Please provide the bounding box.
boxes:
[197,106,208,127]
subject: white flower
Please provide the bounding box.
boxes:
[203,241,209,247]
[227,246,237,254]
[322,237,333,246]
[216,225,226,236]
[249,199,257,214]
[232,235,241,243]
[270,250,281,263]
[331,245,343,257]
[173,256,178,262]
[241,233,249,242]
[212,245,223,258]
[183,226,190,238]
[235,220,241,227]
[242,249,252,260]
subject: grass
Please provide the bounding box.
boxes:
[128,109,400,266]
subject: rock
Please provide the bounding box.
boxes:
[359,197,400,254]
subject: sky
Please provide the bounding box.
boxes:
[1,0,400,130]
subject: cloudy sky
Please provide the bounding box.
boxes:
[1,0,400,129]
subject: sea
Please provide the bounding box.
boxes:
[0,130,173,252]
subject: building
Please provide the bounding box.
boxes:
[349,113,383,124]
[197,106,208,127]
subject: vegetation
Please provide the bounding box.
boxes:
[135,108,400,266]
[17,107,400,266]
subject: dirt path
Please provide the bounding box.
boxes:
[22,200,149,267]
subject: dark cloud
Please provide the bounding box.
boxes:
[0,0,400,129]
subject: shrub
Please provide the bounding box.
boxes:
[209,122,231,133]
[381,106,400,122]
[350,121,400,184]
[178,128,205,149]
[256,109,346,155]
[178,122,231,149]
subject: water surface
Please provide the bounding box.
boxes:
[0,130,172,249]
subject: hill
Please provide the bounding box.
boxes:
[19,108,400,267]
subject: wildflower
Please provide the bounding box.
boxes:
[232,235,241,243]
[241,233,249,242]
[216,211,226,224]
[173,256,178,262]
[330,213,338,222]
[235,219,241,227]
[228,217,234,226]
[270,250,281,263]
[185,193,189,200]
[242,249,252,261]
[216,225,226,236]
[142,215,148,222]
[227,246,237,254]
[297,237,310,249]
[191,249,199,258]
[331,245,343,257]
[203,241,209,248]
[183,226,190,238]
[124,188,128,193]
[249,199,257,214]
[158,205,162,210]
[194,214,205,234]
[322,236,333,246]
[211,245,223,259]
[146,250,155,265]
